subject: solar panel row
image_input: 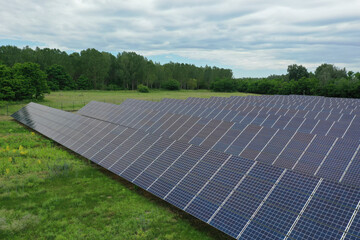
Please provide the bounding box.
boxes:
[166,95,360,116]
[116,98,360,140]
[78,100,360,187]
[173,95,360,137]
[187,95,360,111]
[153,101,356,137]
[11,101,360,240]
[139,96,360,118]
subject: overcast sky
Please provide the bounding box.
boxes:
[0,0,359,77]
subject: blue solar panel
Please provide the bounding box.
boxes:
[347,212,360,239]
[12,100,360,240]
[166,150,229,209]
[289,217,344,240]
[148,146,208,198]
[209,181,265,237]
[341,152,360,186]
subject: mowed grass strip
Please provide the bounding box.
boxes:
[0,89,256,115]
[0,118,233,239]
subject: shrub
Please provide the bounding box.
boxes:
[137,84,149,93]
[163,79,180,90]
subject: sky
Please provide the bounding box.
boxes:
[0,0,359,77]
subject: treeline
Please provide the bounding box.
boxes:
[0,45,233,92]
[1,45,360,101]
[211,64,360,98]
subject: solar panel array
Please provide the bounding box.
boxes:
[12,95,360,240]
[78,97,360,187]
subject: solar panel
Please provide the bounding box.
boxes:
[77,100,360,187]
[80,99,360,142]
[12,101,360,240]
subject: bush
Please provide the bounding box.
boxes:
[137,84,149,93]
[163,79,180,90]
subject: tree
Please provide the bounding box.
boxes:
[355,72,360,81]
[237,79,249,92]
[76,75,91,90]
[12,62,49,99]
[0,45,23,66]
[105,53,120,87]
[68,52,82,80]
[287,64,309,81]
[117,52,146,90]
[0,64,15,100]
[0,63,49,100]
[315,63,347,85]
[46,64,75,90]
[186,78,197,90]
[79,48,110,89]
[0,45,237,92]
[144,60,157,88]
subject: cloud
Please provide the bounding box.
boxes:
[0,0,359,77]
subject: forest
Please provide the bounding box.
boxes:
[0,45,360,100]
[0,46,232,92]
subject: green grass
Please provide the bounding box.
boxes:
[0,119,233,240]
[0,89,256,115]
[0,90,250,239]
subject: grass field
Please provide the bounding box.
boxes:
[0,90,250,240]
[0,90,256,116]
